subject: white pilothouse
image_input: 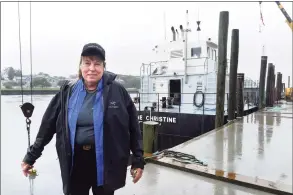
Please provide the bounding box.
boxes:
[135,12,256,115]
[137,22,232,115]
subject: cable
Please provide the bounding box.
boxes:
[17,2,24,104]
[18,3,37,194]
[29,1,33,103]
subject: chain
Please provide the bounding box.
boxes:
[26,118,31,147]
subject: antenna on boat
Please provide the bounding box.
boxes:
[164,11,167,41]
[184,10,191,84]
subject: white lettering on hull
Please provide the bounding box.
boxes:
[137,114,177,124]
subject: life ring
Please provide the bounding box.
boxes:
[193,91,205,108]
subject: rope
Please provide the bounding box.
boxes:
[17,2,24,104]
[145,150,208,166]
[258,2,266,55]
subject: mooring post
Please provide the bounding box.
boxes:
[280,73,283,100]
[288,76,291,88]
[228,29,239,121]
[258,56,267,109]
[271,66,276,106]
[142,121,159,157]
[215,11,229,128]
[266,63,273,107]
[276,72,281,101]
[236,73,244,118]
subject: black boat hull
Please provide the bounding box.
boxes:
[137,106,258,151]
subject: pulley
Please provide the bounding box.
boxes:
[20,102,35,118]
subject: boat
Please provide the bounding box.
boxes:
[130,11,259,151]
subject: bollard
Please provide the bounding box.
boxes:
[162,97,167,108]
[236,73,244,118]
[143,121,159,157]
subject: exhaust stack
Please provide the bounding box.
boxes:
[176,29,179,41]
[179,25,184,40]
[171,26,176,41]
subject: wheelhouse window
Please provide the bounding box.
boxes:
[213,50,217,61]
[191,47,202,58]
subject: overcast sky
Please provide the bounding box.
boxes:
[1,1,292,82]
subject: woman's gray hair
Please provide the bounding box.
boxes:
[78,56,106,79]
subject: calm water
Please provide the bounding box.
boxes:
[1,95,276,195]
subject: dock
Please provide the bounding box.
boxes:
[133,102,292,195]
[116,163,274,195]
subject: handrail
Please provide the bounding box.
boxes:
[131,91,260,114]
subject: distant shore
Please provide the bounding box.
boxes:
[1,87,139,95]
[1,88,60,95]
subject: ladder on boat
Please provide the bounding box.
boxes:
[140,63,151,104]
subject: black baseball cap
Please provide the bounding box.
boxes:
[81,43,105,61]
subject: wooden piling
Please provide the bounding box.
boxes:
[258,56,267,109]
[236,73,244,118]
[276,72,282,101]
[280,73,283,98]
[266,63,273,107]
[228,29,239,121]
[215,11,229,128]
[143,121,159,157]
[271,66,276,105]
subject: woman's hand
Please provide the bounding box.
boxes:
[130,168,143,183]
[21,161,34,177]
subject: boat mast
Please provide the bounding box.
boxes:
[184,10,191,84]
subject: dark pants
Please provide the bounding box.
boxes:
[70,145,114,195]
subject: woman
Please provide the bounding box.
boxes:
[21,43,145,195]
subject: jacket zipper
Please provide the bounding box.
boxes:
[60,83,72,174]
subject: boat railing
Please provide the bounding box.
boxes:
[140,61,168,77]
[129,91,259,114]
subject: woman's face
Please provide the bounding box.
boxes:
[80,56,104,84]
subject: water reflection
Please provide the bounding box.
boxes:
[275,112,281,126]
[235,122,243,158]
[265,115,274,144]
[227,122,236,195]
[257,113,265,158]
[214,127,224,195]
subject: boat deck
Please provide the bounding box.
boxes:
[134,102,257,115]
[148,102,292,194]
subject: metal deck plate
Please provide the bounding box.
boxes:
[116,163,274,195]
[155,102,292,194]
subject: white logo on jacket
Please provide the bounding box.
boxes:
[108,101,119,109]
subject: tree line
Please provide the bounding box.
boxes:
[2,66,141,89]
